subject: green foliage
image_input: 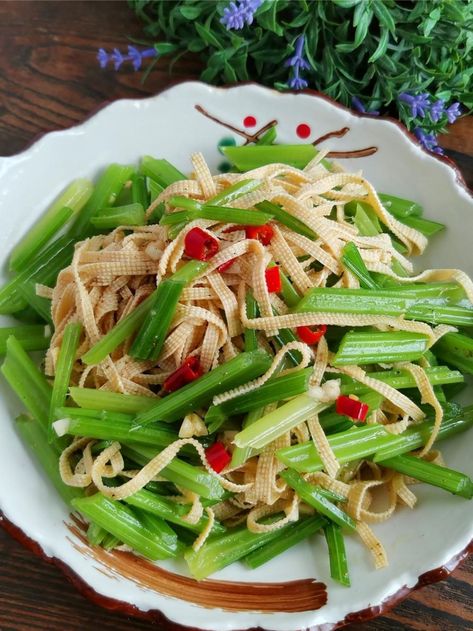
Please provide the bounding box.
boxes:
[129,0,473,132]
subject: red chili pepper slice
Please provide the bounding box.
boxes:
[335,395,369,422]
[217,258,237,273]
[245,224,274,245]
[205,441,231,473]
[184,227,219,261]
[163,356,202,393]
[265,266,282,293]
[296,324,327,345]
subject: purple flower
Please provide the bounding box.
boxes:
[285,36,310,71]
[414,127,444,155]
[97,48,109,69]
[97,46,157,72]
[289,71,308,90]
[446,102,461,124]
[351,96,380,116]
[399,92,430,119]
[221,0,263,30]
[430,99,445,122]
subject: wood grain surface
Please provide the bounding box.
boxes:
[0,2,472,630]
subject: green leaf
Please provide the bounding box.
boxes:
[256,1,284,35]
[369,27,389,63]
[179,5,203,20]
[195,21,223,50]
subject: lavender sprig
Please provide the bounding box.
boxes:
[399,92,431,118]
[445,102,461,124]
[220,0,263,30]
[286,36,309,90]
[97,46,157,72]
[414,127,444,155]
[430,99,445,123]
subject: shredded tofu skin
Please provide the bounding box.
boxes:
[45,151,473,574]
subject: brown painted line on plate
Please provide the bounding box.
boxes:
[326,147,378,159]
[312,126,350,146]
[66,521,327,613]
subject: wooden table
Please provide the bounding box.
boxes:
[0,2,472,630]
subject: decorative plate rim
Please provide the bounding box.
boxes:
[0,80,472,631]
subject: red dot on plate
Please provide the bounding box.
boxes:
[243,116,257,128]
[296,123,311,139]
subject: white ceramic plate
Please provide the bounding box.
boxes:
[0,82,472,631]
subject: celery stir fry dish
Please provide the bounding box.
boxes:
[3,143,473,586]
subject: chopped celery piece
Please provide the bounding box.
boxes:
[281,470,356,531]
[234,394,329,450]
[134,349,272,426]
[68,164,134,238]
[434,332,473,374]
[333,331,430,365]
[69,387,156,414]
[72,494,172,560]
[342,242,379,290]
[140,156,185,187]
[245,515,326,568]
[256,201,317,240]
[222,144,318,170]
[324,523,350,586]
[90,203,145,229]
[10,178,93,271]
[379,454,473,498]
[123,489,224,533]
[48,323,82,441]
[378,193,423,218]
[0,324,51,355]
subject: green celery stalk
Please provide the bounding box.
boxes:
[184,519,291,580]
[48,323,82,440]
[229,406,266,469]
[1,336,52,430]
[256,201,317,240]
[294,286,471,323]
[244,290,258,352]
[16,281,53,324]
[339,365,463,395]
[16,414,82,505]
[207,179,261,206]
[81,293,156,365]
[121,444,224,501]
[134,349,272,426]
[69,387,156,413]
[130,260,208,361]
[133,508,184,556]
[333,331,429,365]
[341,242,379,290]
[123,488,224,533]
[281,469,356,531]
[233,394,329,450]
[10,178,93,271]
[168,196,202,212]
[68,164,135,238]
[131,174,150,209]
[72,494,173,560]
[396,214,445,237]
[324,522,350,586]
[256,126,277,145]
[90,203,145,229]
[378,193,423,218]
[354,203,381,236]
[245,515,327,569]
[0,324,51,355]
[87,521,108,546]
[160,206,272,226]
[54,411,177,449]
[372,405,473,462]
[277,405,473,472]
[434,332,473,374]
[140,156,186,187]
[222,144,319,170]
[0,236,74,315]
[205,368,312,425]
[378,454,473,498]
